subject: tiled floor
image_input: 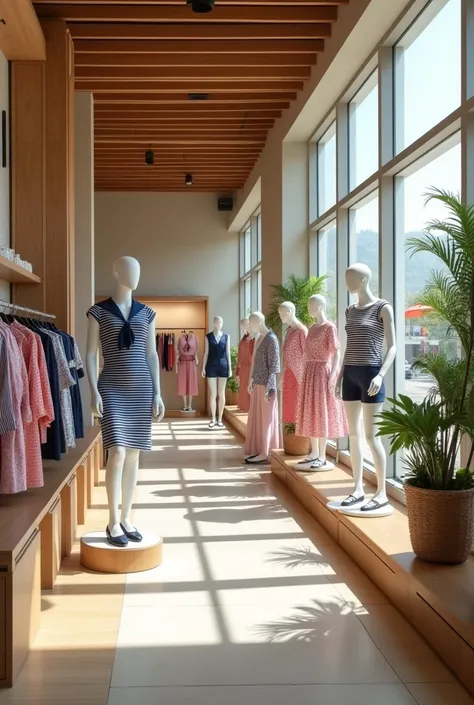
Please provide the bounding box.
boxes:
[2,419,473,705]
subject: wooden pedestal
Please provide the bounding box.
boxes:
[80,532,163,574]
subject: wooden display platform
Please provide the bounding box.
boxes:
[0,427,102,688]
[80,532,163,574]
[223,406,474,696]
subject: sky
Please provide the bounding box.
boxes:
[318,0,462,233]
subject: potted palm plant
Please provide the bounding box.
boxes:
[226,345,240,406]
[377,189,474,564]
[267,274,327,456]
[266,274,327,332]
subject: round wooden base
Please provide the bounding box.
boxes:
[80,532,163,574]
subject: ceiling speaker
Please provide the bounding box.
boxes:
[218,197,233,212]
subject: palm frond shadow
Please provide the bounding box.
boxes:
[254,599,358,644]
[265,546,324,570]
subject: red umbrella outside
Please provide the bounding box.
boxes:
[405,304,433,319]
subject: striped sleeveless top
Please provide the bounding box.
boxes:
[344,299,388,366]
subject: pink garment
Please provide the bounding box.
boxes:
[12,324,54,487]
[177,333,198,396]
[296,321,348,440]
[235,333,254,412]
[9,325,44,488]
[0,326,31,494]
[282,325,307,423]
[244,384,281,459]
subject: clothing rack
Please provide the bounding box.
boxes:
[0,300,56,320]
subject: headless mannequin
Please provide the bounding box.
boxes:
[335,263,396,517]
[235,317,250,390]
[297,295,338,471]
[246,311,280,462]
[278,300,305,389]
[86,256,165,540]
[176,332,199,412]
[202,316,232,428]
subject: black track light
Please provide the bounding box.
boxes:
[145,149,154,165]
[185,173,193,186]
[186,0,215,13]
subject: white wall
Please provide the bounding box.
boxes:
[95,192,239,341]
[0,51,9,301]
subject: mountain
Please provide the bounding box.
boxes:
[322,228,443,297]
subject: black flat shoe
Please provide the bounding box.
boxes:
[106,526,128,547]
[120,523,143,542]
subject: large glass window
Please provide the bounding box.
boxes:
[395,137,461,476]
[317,221,337,321]
[307,0,470,486]
[239,209,262,319]
[317,122,336,215]
[349,192,379,297]
[394,0,461,152]
[348,72,378,189]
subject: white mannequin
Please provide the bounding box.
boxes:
[202,316,232,428]
[176,332,199,412]
[278,301,305,391]
[235,317,249,389]
[297,295,338,470]
[246,312,276,462]
[85,256,165,540]
[335,263,396,517]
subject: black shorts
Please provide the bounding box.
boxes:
[342,365,385,404]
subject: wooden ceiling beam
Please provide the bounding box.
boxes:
[77,81,303,92]
[93,93,294,103]
[36,4,337,22]
[94,117,275,124]
[75,65,310,79]
[73,38,324,53]
[0,0,46,60]
[94,125,270,132]
[68,23,331,40]
[33,0,348,6]
[94,106,282,115]
[95,138,266,145]
[75,52,317,67]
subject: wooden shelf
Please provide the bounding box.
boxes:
[0,255,41,285]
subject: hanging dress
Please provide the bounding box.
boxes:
[235,333,254,412]
[296,321,348,439]
[281,325,308,423]
[177,333,199,396]
[87,298,156,451]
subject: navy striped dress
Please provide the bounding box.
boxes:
[87,299,155,451]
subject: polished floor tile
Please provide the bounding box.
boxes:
[108,684,418,705]
[5,420,471,705]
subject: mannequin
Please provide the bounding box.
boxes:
[244,311,281,464]
[202,316,231,429]
[235,318,254,413]
[278,302,307,424]
[86,256,165,547]
[335,263,396,517]
[295,295,347,470]
[176,330,199,412]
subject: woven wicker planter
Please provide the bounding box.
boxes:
[283,431,310,457]
[405,482,474,564]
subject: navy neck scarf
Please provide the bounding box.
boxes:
[97,297,145,350]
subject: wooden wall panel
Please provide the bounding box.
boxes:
[43,20,71,331]
[11,61,46,313]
